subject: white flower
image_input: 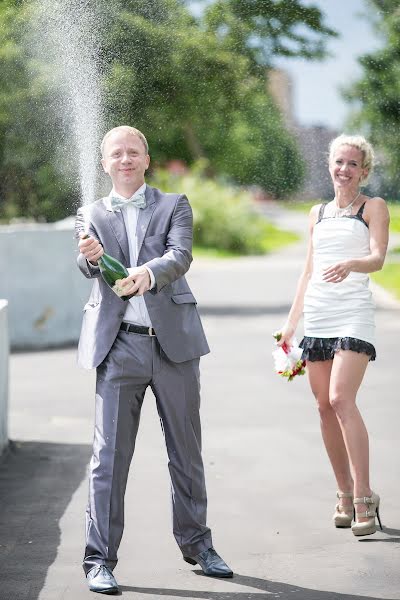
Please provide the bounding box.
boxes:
[272,335,306,382]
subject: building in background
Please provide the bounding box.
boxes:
[268,68,338,201]
[268,69,295,130]
[294,125,338,201]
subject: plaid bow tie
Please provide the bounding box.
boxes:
[110,191,147,211]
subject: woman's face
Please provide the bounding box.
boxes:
[329,144,369,192]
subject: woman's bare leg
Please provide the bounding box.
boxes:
[307,360,353,503]
[329,350,371,521]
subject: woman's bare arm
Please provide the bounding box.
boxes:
[277,204,319,346]
[323,197,390,283]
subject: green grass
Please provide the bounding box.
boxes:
[285,200,317,213]
[372,263,400,300]
[151,168,300,256]
[192,223,299,258]
[259,222,299,252]
[389,203,400,233]
[192,245,238,258]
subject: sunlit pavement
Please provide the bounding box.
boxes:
[1,207,400,600]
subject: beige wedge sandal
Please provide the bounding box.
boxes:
[352,492,383,537]
[333,491,354,528]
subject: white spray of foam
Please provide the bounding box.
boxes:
[32,0,104,205]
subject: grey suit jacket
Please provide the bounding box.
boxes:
[75,185,210,369]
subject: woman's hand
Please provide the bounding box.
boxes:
[323,260,352,283]
[275,321,296,349]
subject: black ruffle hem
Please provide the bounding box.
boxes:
[300,336,376,362]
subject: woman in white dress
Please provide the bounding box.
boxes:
[278,134,390,536]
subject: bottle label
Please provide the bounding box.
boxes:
[112,281,127,297]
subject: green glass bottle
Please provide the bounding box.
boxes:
[82,235,133,301]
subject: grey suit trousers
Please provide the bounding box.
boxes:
[83,330,212,573]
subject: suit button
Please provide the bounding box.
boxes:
[118,313,124,318]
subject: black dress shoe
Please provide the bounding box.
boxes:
[86,565,119,594]
[184,547,233,578]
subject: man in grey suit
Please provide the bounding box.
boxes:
[76,126,232,594]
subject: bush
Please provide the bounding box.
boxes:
[150,165,297,255]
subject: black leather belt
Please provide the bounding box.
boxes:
[120,322,156,336]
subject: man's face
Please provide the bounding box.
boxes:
[101,131,150,192]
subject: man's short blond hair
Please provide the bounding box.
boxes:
[100,126,149,157]
[329,134,374,184]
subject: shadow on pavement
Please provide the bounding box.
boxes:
[0,440,90,600]
[376,526,400,537]
[199,305,292,316]
[123,572,398,599]
[198,305,400,317]
[357,526,400,544]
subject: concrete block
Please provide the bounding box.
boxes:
[0,220,91,350]
[0,300,9,453]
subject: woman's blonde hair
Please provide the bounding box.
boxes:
[329,134,374,184]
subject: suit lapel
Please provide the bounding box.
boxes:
[104,203,130,264]
[136,187,157,255]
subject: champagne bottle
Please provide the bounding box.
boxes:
[82,234,133,301]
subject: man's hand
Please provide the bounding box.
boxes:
[119,267,151,297]
[78,233,104,264]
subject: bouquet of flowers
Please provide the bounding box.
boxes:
[272,332,306,382]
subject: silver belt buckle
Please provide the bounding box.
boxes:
[148,327,155,337]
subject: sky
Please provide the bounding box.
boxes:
[189,0,382,130]
[275,0,382,130]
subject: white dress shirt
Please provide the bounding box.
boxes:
[108,184,154,327]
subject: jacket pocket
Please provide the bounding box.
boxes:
[144,232,167,243]
[171,293,197,305]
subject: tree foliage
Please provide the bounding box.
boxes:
[0,0,76,221]
[344,0,400,196]
[0,0,334,221]
[202,0,336,71]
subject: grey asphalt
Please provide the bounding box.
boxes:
[1,206,399,600]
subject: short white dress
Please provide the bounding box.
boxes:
[300,202,376,361]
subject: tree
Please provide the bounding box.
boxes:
[344,0,400,196]
[201,0,336,70]
[102,0,249,165]
[0,0,76,221]
[0,0,335,221]
[102,0,331,195]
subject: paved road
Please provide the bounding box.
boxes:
[1,207,399,600]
